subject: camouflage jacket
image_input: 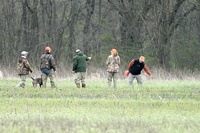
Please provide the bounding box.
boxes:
[106,55,120,72]
[40,52,56,71]
[17,57,33,75]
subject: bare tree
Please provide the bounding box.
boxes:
[82,0,95,55]
[150,0,196,69]
[0,0,200,73]
[108,0,153,60]
[67,0,79,60]
[21,0,39,63]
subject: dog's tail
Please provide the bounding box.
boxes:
[31,77,34,80]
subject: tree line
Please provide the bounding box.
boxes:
[0,0,199,73]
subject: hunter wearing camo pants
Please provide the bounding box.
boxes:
[106,49,120,89]
[16,51,33,88]
[40,46,57,88]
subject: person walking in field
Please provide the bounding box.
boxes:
[127,56,152,87]
[106,49,120,88]
[40,46,57,88]
[73,49,91,88]
[16,51,33,88]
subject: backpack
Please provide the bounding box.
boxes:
[40,54,51,70]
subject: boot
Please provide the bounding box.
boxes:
[21,83,25,88]
[82,83,86,88]
[76,83,80,88]
[50,81,56,89]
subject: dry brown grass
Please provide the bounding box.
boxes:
[1,65,200,81]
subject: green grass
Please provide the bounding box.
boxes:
[0,78,200,133]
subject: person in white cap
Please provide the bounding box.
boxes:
[16,51,33,88]
[72,49,91,88]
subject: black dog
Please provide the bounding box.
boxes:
[31,77,43,88]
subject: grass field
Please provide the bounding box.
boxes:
[0,78,200,133]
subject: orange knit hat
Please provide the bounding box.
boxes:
[110,49,117,54]
[45,46,51,51]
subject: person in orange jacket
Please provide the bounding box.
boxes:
[127,56,152,87]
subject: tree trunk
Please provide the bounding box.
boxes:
[83,0,95,55]
[153,0,196,69]
[68,0,79,61]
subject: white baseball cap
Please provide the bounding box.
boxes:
[76,49,80,53]
[21,51,28,55]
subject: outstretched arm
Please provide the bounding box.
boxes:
[144,65,151,76]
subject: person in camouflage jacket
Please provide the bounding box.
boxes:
[106,49,120,88]
[15,51,33,88]
[40,46,56,88]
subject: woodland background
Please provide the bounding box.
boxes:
[0,0,200,77]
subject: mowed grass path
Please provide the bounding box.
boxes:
[0,78,200,133]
